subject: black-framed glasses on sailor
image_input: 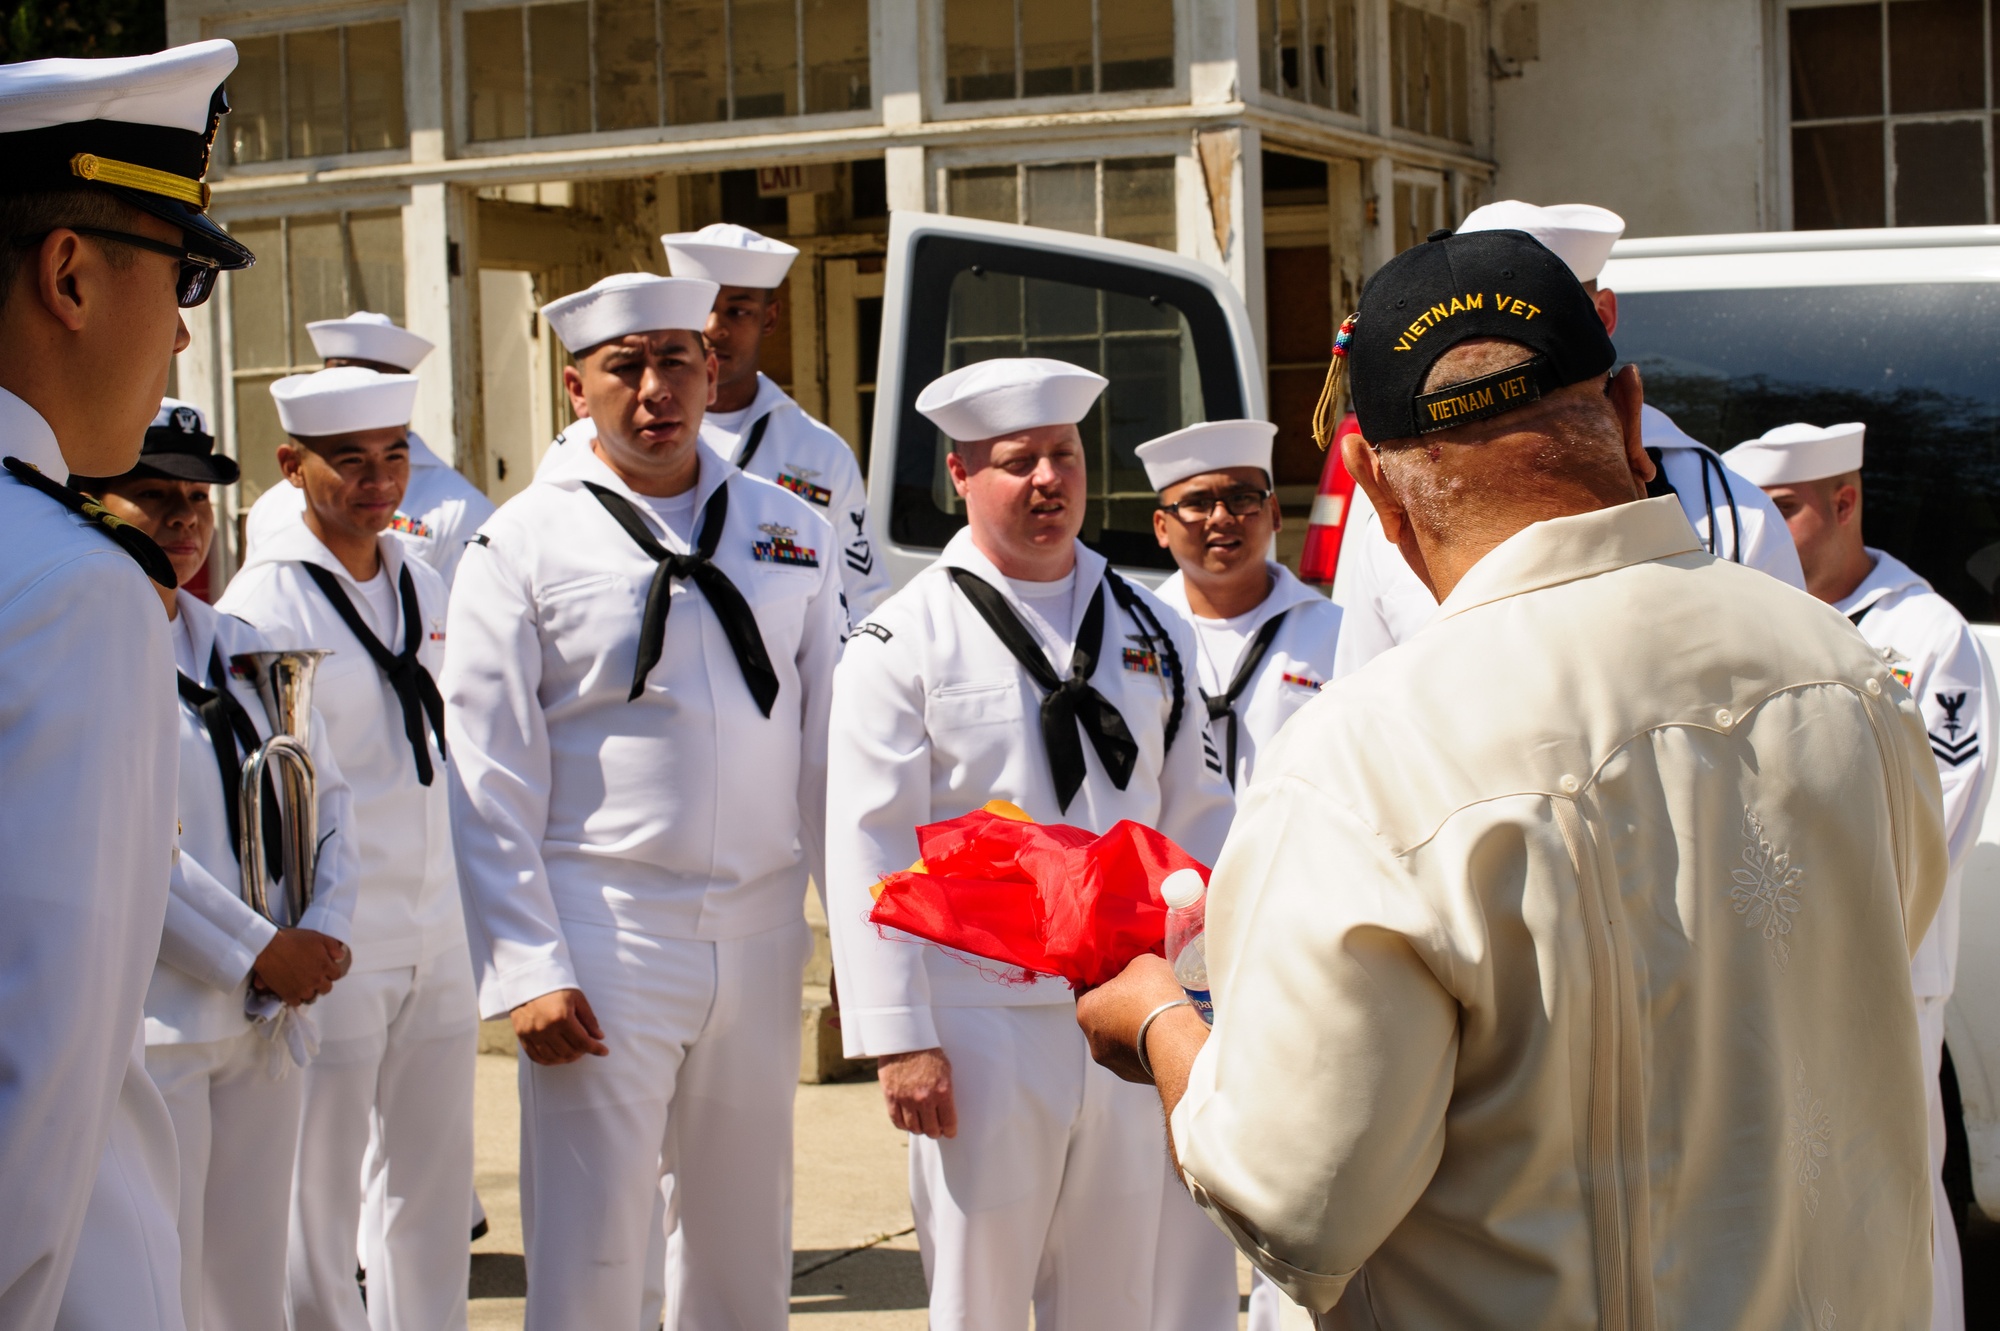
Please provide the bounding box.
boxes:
[1157,487,1273,523]
[11,226,223,307]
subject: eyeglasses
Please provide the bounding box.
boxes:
[1158,487,1273,523]
[14,227,222,307]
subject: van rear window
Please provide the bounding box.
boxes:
[1617,283,2000,621]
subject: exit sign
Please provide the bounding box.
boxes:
[757,164,837,197]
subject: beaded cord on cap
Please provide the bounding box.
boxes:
[1310,313,1359,452]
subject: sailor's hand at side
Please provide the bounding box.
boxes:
[250,927,348,1006]
[513,988,609,1065]
[879,1047,957,1138]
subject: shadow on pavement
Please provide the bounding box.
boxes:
[470,1252,527,1300]
[789,1245,928,1313]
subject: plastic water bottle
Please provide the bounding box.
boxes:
[1161,868,1214,1025]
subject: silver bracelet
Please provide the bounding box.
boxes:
[1135,998,1195,1082]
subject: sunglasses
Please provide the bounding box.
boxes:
[1157,487,1273,523]
[17,226,223,307]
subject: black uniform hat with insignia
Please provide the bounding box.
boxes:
[73,397,241,487]
[1344,228,1615,443]
[0,40,255,287]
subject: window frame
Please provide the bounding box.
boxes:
[934,150,1186,251]
[1382,0,1481,150]
[1252,0,1368,125]
[454,0,880,150]
[1779,0,2000,229]
[928,0,1185,120]
[208,5,412,173]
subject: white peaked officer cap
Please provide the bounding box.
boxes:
[307,311,435,372]
[916,358,1109,443]
[1724,422,1867,487]
[1457,200,1626,283]
[1135,420,1278,491]
[270,366,420,437]
[660,222,800,289]
[540,273,721,355]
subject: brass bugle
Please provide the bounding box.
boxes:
[233,650,329,925]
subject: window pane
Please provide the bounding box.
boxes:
[345,211,406,322]
[665,0,728,123]
[1334,0,1358,113]
[286,28,344,159]
[1448,17,1468,141]
[945,0,1016,101]
[1102,156,1176,249]
[234,374,290,507]
[804,0,870,112]
[1100,0,1174,92]
[1257,0,1277,93]
[1021,0,1092,97]
[288,215,349,354]
[467,8,527,141]
[1024,161,1096,234]
[1789,3,1881,120]
[947,166,1019,223]
[529,3,591,136]
[1891,0,1983,113]
[345,21,407,151]
[1390,4,1412,129]
[228,220,289,369]
[1424,14,1448,137]
[1792,121,1885,228]
[1275,0,1304,100]
[1895,119,1987,225]
[597,0,660,131]
[1304,0,1331,105]
[228,36,283,164]
[732,0,798,118]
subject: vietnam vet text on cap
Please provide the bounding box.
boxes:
[1456,200,1625,284]
[916,358,1108,443]
[540,273,721,354]
[660,223,799,289]
[1135,420,1277,491]
[308,312,435,372]
[1345,229,1616,443]
[270,366,420,437]
[0,40,254,271]
[1724,422,1866,487]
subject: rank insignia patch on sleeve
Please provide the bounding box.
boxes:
[753,523,820,567]
[389,511,433,539]
[853,622,892,643]
[778,472,833,506]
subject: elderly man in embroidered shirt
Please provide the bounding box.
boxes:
[1078,228,1949,1330]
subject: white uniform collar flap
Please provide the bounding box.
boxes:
[1835,548,1930,620]
[244,509,411,610]
[560,436,733,549]
[1157,561,1323,633]
[0,387,68,484]
[1438,495,1702,623]
[940,527,1108,641]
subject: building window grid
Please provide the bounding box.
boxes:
[1388,1,1472,144]
[465,0,869,141]
[1258,0,1362,116]
[942,0,1176,104]
[226,20,408,163]
[1788,0,1998,227]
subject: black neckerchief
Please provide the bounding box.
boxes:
[1200,608,1289,790]
[581,480,780,715]
[733,414,773,472]
[176,644,282,880]
[947,568,1139,813]
[302,561,447,785]
[4,456,177,588]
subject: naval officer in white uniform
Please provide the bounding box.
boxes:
[245,312,497,589]
[73,401,364,1331]
[536,224,889,616]
[1332,200,1805,679]
[0,38,255,1331]
[445,272,844,1329]
[1729,420,1993,1331]
[219,367,475,1331]
[1138,419,1343,1331]
[825,358,1236,1331]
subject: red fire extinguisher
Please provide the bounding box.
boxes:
[1298,412,1361,587]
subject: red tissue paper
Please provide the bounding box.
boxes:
[867,800,1211,990]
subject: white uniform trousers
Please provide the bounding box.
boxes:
[288,950,476,1331]
[1153,1158,1238,1330]
[146,1032,303,1331]
[912,1005,1167,1331]
[1920,996,1963,1331]
[517,917,809,1331]
[57,1038,184,1331]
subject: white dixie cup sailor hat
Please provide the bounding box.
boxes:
[916,358,1109,444]
[306,311,436,372]
[1723,422,1867,487]
[269,366,420,437]
[660,222,800,289]
[539,273,721,355]
[1457,200,1626,284]
[1134,420,1278,491]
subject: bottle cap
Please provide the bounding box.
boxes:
[1160,868,1206,910]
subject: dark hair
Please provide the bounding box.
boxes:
[1,189,147,309]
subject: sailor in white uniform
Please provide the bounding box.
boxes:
[825,358,1236,1331]
[1137,419,1343,1331]
[536,224,889,616]
[245,312,497,589]
[73,401,364,1331]
[1728,420,1994,1331]
[0,39,255,1331]
[1332,200,1805,679]
[218,368,475,1331]
[445,273,844,1329]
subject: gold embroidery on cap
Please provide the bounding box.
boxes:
[69,153,211,209]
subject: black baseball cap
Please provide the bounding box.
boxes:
[1346,229,1615,442]
[74,398,240,487]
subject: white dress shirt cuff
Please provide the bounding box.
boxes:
[483,957,581,1021]
[295,901,351,947]
[841,1004,940,1059]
